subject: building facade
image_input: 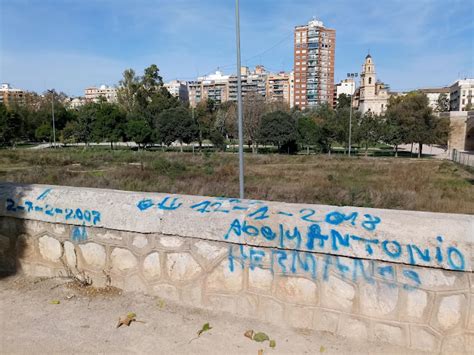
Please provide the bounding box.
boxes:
[293,19,335,109]
[449,79,474,111]
[164,80,189,104]
[84,85,117,103]
[418,87,450,111]
[188,71,230,107]
[266,72,291,104]
[0,83,25,108]
[357,54,389,115]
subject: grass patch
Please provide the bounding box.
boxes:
[1,149,472,214]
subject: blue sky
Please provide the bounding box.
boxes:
[1,0,473,96]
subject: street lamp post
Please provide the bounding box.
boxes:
[346,73,358,157]
[48,90,57,148]
[235,0,244,199]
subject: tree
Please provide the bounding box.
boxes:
[436,93,450,112]
[0,104,21,146]
[297,114,323,154]
[91,102,127,149]
[243,92,266,153]
[156,107,198,151]
[117,69,140,114]
[126,117,153,149]
[336,93,352,109]
[259,110,298,154]
[385,92,450,158]
[195,98,217,148]
[355,112,383,156]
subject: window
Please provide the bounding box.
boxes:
[368,77,372,84]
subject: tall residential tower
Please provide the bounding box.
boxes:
[293,19,335,109]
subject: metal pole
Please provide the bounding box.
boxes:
[235,0,245,199]
[51,92,56,148]
[348,94,353,157]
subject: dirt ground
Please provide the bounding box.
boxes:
[0,276,431,355]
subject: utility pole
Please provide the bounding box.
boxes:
[48,89,57,148]
[348,94,353,157]
[235,0,244,199]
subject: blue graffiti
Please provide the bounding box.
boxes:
[223,219,466,271]
[5,198,101,226]
[228,245,422,290]
[71,225,88,242]
[36,188,52,201]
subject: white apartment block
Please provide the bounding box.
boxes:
[450,79,474,111]
[84,85,117,103]
[418,87,450,111]
[336,78,356,98]
[164,80,189,104]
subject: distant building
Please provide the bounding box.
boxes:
[417,87,450,111]
[334,78,356,106]
[188,71,230,107]
[293,19,336,109]
[66,97,86,109]
[449,79,474,111]
[84,85,117,103]
[289,71,295,108]
[0,83,25,108]
[265,72,291,105]
[228,66,268,102]
[164,80,189,104]
[356,54,389,115]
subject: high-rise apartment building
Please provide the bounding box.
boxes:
[293,19,335,109]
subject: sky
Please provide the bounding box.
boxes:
[1,0,473,97]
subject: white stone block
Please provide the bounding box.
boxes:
[143,252,161,279]
[206,260,242,292]
[360,282,398,317]
[79,243,106,269]
[63,241,77,268]
[276,276,317,305]
[132,235,148,249]
[322,275,355,311]
[405,289,428,320]
[166,253,201,281]
[38,235,62,262]
[192,240,226,262]
[437,294,464,330]
[111,248,138,272]
[248,267,273,291]
[160,237,184,249]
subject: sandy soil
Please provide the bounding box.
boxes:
[0,275,428,355]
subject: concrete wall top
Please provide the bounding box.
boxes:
[1,183,472,272]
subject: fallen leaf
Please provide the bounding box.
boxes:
[253,332,270,342]
[157,299,165,308]
[320,345,326,352]
[244,330,255,339]
[50,300,60,304]
[197,322,212,337]
[116,312,137,328]
[258,349,264,355]
[269,339,276,348]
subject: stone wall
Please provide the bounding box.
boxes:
[0,183,473,352]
